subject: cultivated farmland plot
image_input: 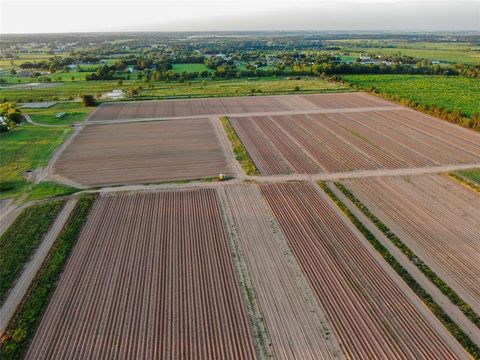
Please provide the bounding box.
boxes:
[344,174,480,314]
[218,184,345,359]
[26,189,256,360]
[87,92,396,122]
[259,182,468,359]
[24,183,473,359]
[229,110,480,175]
[52,118,231,186]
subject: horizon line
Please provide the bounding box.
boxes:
[2,29,480,36]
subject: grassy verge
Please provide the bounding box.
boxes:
[220,116,260,175]
[318,181,479,358]
[0,200,65,302]
[0,195,95,359]
[22,182,78,202]
[451,170,480,188]
[27,102,92,125]
[0,124,73,201]
[333,181,480,329]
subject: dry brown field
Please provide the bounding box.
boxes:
[259,182,468,359]
[87,92,396,122]
[26,189,257,360]
[230,110,480,175]
[344,174,480,314]
[53,118,230,186]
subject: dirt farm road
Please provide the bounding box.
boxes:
[86,162,480,195]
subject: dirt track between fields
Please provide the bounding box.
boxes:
[82,163,480,195]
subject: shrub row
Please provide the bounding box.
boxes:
[220,116,260,175]
[318,181,479,358]
[0,195,96,359]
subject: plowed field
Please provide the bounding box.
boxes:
[26,189,256,360]
[259,182,468,359]
[344,174,480,314]
[87,92,396,122]
[218,185,344,359]
[53,118,230,186]
[230,110,480,175]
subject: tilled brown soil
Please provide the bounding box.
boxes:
[344,174,480,314]
[53,118,230,186]
[87,93,396,122]
[26,189,257,360]
[230,110,480,175]
[299,92,394,109]
[259,182,469,359]
[219,184,345,359]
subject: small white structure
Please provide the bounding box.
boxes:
[101,89,124,100]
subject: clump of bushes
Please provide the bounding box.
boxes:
[0,102,23,133]
[81,94,96,107]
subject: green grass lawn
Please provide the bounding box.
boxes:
[0,200,65,303]
[172,63,211,73]
[339,55,358,62]
[0,76,349,102]
[27,102,92,125]
[0,72,94,85]
[49,70,94,81]
[0,74,34,84]
[0,124,75,200]
[341,75,480,117]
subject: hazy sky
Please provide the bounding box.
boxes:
[1,0,479,34]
